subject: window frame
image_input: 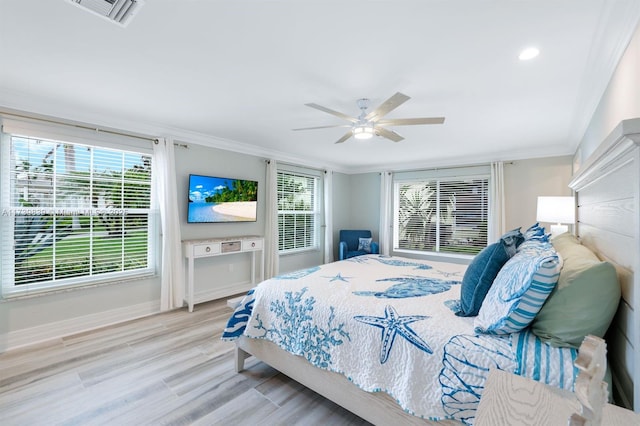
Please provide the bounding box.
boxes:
[276,168,321,254]
[0,118,156,298]
[392,169,490,259]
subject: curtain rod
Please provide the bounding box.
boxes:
[154,140,189,149]
[386,161,514,174]
[1,110,158,143]
[265,159,327,173]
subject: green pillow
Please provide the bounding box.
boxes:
[531,233,621,348]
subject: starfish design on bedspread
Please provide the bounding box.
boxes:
[354,305,432,364]
[324,272,353,282]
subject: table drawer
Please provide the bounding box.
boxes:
[242,238,263,251]
[193,242,221,257]
[221,240,242,253]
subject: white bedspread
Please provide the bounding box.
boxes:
[223,255,577,424]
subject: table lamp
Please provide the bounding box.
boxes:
[536,196,575,237]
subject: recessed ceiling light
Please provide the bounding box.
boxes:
[519,47,540,61]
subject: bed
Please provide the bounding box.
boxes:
[222,118,640,424]
[223,243,578,424]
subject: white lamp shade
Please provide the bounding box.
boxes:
[536,196,575,224]
[353,125,374,140]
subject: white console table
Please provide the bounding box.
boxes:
[183,236,264,312]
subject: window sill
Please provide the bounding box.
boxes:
[278,247,321,257]
[392,249,473,265]
[1,272,158,302]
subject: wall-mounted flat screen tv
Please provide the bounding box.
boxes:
[187,174,258,223]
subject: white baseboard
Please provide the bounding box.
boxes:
[0,300,161,352]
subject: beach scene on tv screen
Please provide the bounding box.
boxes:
[188,175,258,223]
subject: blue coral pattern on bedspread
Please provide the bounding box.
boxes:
[222,255,577,424]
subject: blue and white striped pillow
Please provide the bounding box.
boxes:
[474,242,562,334]
[512,329,577,390]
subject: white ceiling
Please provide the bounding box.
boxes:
[1,1,639,173]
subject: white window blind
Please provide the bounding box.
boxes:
[1,133,154,296]
[277,170,318,252]
[394,176,489,256]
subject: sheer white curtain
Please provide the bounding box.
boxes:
[379,171,393,255]
[264,159,279,278]
[152,138,184,311]
[323,170,334,263]
[489,161,506,243]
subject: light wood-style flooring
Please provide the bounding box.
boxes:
[0,297,371,425]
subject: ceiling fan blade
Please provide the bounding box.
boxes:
[305,103,358,123]
[365,92,411,121]
[377,117,445,126]
[292,124,352,131]
[335,130,354,144]
[375,126,404,143]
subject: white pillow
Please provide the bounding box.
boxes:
[474,242,562,334]
[358,237,373,253]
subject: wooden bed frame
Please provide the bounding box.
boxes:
[235,336,457,425]
[569,118,640,411]
[234,118,640,423]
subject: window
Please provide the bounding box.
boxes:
[1,131,154,296]
[277,170,319,252]
[394,176,489,256]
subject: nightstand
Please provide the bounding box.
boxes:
[475,368,639,425]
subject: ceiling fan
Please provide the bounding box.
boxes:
[293,92,445,144]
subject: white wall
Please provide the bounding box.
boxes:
[0,273,161,352]
[578,21,640,163]
[175,144,267,294]
[570,23,640,409]
[331,172,351,257]
[503,156,574,232]
[346,172,381,241]
[174,145,328,279]
[176,144,265,241]
[329,172,382,257]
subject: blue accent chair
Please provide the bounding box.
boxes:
[339,230,379,260]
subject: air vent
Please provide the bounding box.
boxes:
[66,0,145,27]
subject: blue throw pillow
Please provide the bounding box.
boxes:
[455,228,523,317]
[500,227,525,248]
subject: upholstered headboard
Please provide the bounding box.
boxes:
[569,118,640,411]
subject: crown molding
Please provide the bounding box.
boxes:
[0,88,350,173]
[568,0,640,147]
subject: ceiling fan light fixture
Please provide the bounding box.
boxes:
[353,124,375,140]
[294,92,444,144]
